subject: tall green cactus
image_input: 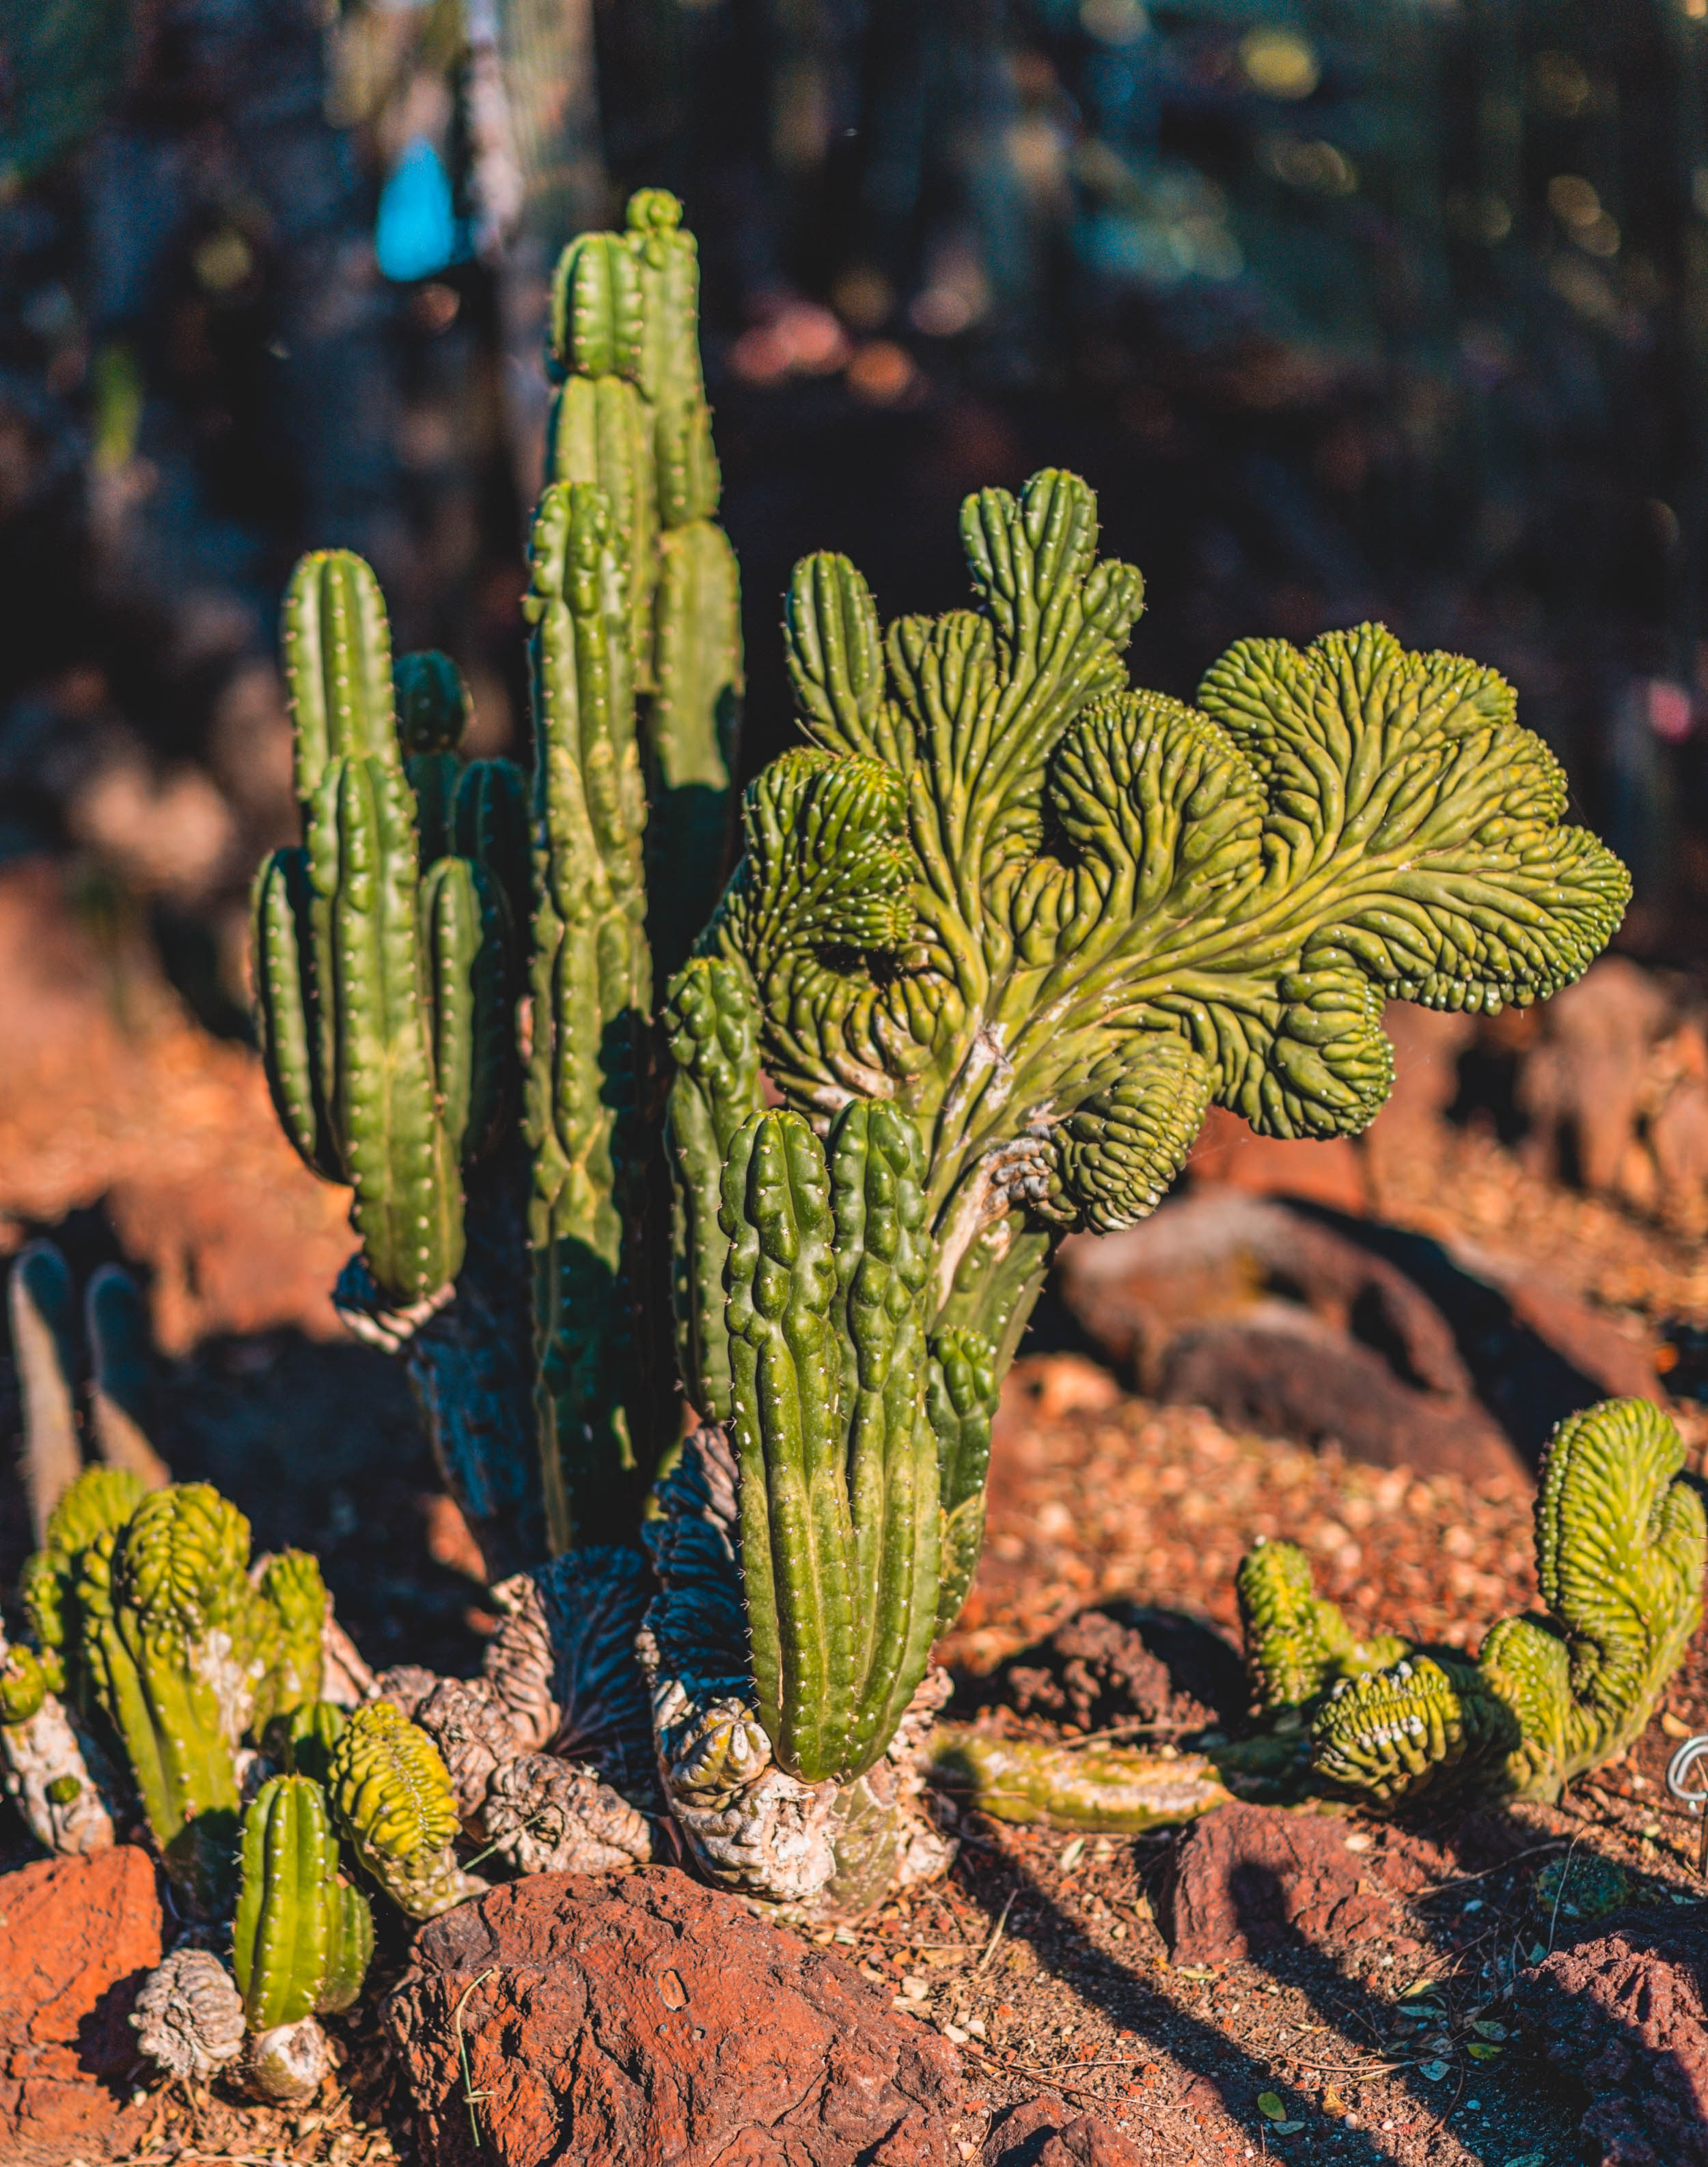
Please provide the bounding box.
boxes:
[244,186,1636,1906]
[253,554,520,1309]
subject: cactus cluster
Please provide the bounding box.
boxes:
[933,1396,1704,1833]
[1304,1396,1705,1805]
[238,187,1639,1911]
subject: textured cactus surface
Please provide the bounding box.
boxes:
[253,552,521,1309]
[233,1774,373,2030]
[12,1470,336,1903]
[1310,1397,1705,1804]
[131,1949,247,2082]
[928,1726,1232,1832]
[326,1700,485,1918]
[1237,1538,1407,1715]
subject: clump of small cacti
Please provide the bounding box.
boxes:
[243,187,1635,1912]
[1308,1396,1705,1806]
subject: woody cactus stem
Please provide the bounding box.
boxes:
[1310,1397,1705,1804]
[253,552,519,1311]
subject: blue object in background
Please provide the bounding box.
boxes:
[376,137,462,283]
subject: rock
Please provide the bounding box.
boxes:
[997,1605,1241,1735]
[982,2095,1144,2166]
[1516,1910,1708,2166]
[1056,1193,1524,1481]
[386,1868,975,2166]
[1155,1802,1448,1964]
[0,1845,164,2165]
[1186,1105,1370,1215]
[1057,1188,1662,1476]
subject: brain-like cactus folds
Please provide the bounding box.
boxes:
[1237,1538,1407,1716]
[1309,1398,1705,1806]
[327,1700,486,1918]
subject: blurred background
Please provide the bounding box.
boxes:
[4,0,1708,1037]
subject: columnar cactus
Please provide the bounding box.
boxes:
[14,1467,340,1910]
[1310,1396,1705,1804]
[232,1773,373,2100]
[253,552,520,1312]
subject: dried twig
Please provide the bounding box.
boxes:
[975,1888,1019,1977]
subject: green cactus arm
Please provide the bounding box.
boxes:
[549,224,646,384]
[254,1551,328,1728]
[282,552,398,802]
[405,752,463,868]
[927,1726,1231,1832]
[232,1775,337,2031]
[524,480,653,1549]
[1236,1539,1360,1713]
[310,754,464,1303]
[326,1700,483,1919]
[1531,1396,1705,1778]
[663,956,764,1420]
[547,374,659,676]
[319,1873,374,2015]
[252,848,341,1183]
[20,1463,150,1659]
[394,650,470,755]
[420,855,515,1168]
[721,1108,855,1781]
[646,521,742,978]
[927,1327,998,1632]
[453,756,532,945]
[829,1102,941,1774]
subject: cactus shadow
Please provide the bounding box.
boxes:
[952,1840,1407,2166]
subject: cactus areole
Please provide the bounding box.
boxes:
[247,187,1635,1902]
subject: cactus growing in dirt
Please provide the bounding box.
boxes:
[326,1700,486,1918]
[232,1773,373,2100]
[1310,1396,1705,1804]
[244,185,1636,1911]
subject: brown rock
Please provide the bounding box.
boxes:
[1155,1802,1449,1965]
[982,2095,1144,2166]
[1185,1107,1369,1215]
[1000,1607,1233,1735]
[386,1868,972,2166]
[1516,1911,1708,2166]
[0,1845,164,2165]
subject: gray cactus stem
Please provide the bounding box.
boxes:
[639,1424,954,1916]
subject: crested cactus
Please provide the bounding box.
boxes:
[132,1950,247,2082]
[326,1700,486,1918]
[244,184,1633,1912]
[1310,1396,1705,1804]
[10,1468,348,1905]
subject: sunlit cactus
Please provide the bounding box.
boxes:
[232,1773,373,2100]
[1311,1397,1705,1804]
[326,1700,486,1918]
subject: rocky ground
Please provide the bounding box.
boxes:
[3,855,1708,2166]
